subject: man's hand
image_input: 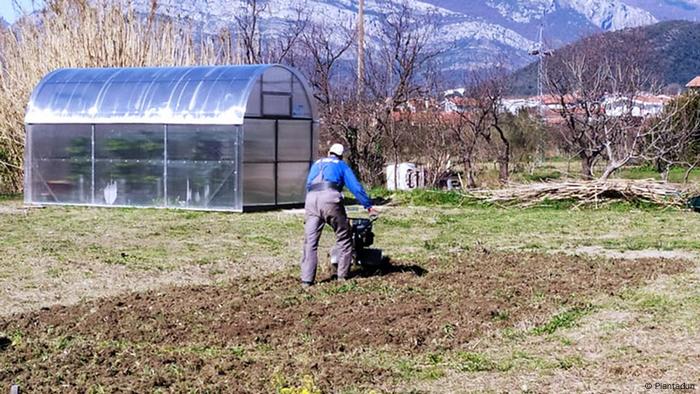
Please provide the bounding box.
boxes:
[367,207,379,219]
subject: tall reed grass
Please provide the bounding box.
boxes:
[0,0,239,193]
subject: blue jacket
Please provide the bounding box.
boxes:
[306,156,373,208]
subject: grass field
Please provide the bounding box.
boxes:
[1,193,699,392]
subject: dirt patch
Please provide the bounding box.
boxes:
[569,246,698,261]
[0,252,690,392]
[0,258,290,317]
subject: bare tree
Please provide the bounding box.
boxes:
[479,73,511,183]
[544,31,657,180]
[416,109,456,187]
[299,19,355,109]
[332,100,386,183]
[406,69,459,188]
[262,4,309,64]
[440,94,481,188]
[444,70,510,186]
[645,93,700,182]
[364,1,444,189]
[234,0,266,64]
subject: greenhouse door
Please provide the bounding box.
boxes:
[242,118,313,207]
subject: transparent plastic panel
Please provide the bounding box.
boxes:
[32,83,64,113]
[262,67,292,93]
[277,162,309,204]
[95,124,163,159]
[98,81,151,117]
[171,78,208,114]
[243,119,275,162]
[44,68,86,83]
[27,66,273,125]
[30,124,92,160]
[141,80,184,117]
[63,82,103,116]
[94,161,163,206]
[28,124,92,204]
[31,160,92,204]
[167,161,238,209]
[245,80,262,117]
[94,124,164,207]
[278,120,312,162]
[27,65,319,125]
[292,77,312,118]
[166,125,239,210]
[167,125,237,161]
[262,94,291,116]
[243,163,275,205]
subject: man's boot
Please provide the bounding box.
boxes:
[329,247,339,279]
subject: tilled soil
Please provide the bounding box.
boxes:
[0,252,690,393]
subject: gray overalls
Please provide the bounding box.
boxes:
[300,160,353,284]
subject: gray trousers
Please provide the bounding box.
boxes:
[300,189,352,283]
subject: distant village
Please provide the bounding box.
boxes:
[432,76,700,124]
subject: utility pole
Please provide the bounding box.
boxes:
[536,23,546,100]
[357,0,365,98]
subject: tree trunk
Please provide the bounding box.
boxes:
[599,165,615,181]
[683,161,699,184]
[463,156,477,188]
[654,158,664,174]
[580,154,594,180]
[393,147,400,191]
[498,155,508,183]
[492,124,510,183]
[344,127,361,179]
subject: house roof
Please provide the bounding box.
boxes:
[686,76,700,88]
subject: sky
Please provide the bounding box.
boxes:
[0,0,40,23]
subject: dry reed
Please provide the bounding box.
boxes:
[0,0,239,193]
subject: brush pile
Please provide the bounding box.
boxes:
[466,179,690,207]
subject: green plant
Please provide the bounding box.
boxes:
[532,305,594,335]
[456,352,497,372]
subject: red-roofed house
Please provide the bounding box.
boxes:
[687,76,700,92]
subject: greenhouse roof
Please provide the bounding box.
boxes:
[25,64,314,125]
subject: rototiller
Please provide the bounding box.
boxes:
[330,214,383,269]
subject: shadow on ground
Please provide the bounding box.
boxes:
[352,257,427,279]
[318,257,428,283]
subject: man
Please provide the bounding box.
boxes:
[300,143,376,288]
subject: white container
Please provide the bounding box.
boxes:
[386,163,425,191]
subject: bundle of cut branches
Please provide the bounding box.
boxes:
[465,179,690,207]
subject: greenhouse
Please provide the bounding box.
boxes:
[24,64,319,211]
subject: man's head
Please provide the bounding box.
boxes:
[328,143,344,158]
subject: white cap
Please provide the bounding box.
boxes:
[329,143,344,156]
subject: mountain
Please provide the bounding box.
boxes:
[624,0,700,21]
[130,0,538,69]
[508,20,700,95]
[40,0,700,71]
[424,0,660,47]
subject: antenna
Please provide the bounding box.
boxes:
[528,12,552,115]
[537,23,544,99]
